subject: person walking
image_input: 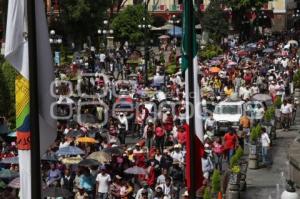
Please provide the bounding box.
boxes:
[118,113,128,144]
[223,128,238,162]
[95,166,111,199]
[261,127,271,167]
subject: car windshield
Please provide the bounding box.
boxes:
[214,105,241,114]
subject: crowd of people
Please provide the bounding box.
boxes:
[0,32,299,199]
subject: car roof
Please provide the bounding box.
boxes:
[217,100,245,106]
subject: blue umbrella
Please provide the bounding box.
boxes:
[167,26,182,37]
[0,156,19,164]
[55,146,85,156]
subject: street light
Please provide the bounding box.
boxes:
[97,20,113,50]
[138,17,152,85]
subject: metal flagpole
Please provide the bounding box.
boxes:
[187,0,196,198]
[27,0,42,198]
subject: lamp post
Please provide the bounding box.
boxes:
[138,17,152,85]
[292,9,300,30]
[168,14,180,46]
[97,20,113,51]
[49,30,62,66]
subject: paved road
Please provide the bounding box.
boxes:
[241,118,300,198]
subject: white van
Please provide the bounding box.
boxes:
[213,99,246,134]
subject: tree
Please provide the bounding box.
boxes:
[224,0,269,40]
[0,56,16,129]
[111,4,152,43]
[59,0,112,48]
[202,0,229,44]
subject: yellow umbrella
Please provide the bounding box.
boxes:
[61,156,82,165]
[76,137,97,144]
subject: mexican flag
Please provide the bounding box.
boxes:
[181,0,205,192]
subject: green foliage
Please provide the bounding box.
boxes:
[235,146,244,160]
[211,170,221,194]
[0,56,16,129]
[111,5,152,43]
[166,64,177,75]
[293,70,300,88]
[250,124,262,143]
[203,187,212,199]
[199,45,223,60]
[60,0,111,47]
[264,106,275,122]
[274,96,282,108]
[202,0,229,44]
[230,146,244,168]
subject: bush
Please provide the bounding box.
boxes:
[211,170,221,194]
[293,70,300,88]
[203,187,212,199]
[199,44,223,60]
[250,124,262,143]
[274,96,282,108]
[165,64,177,75]
[235,146,244,160]
[264,106,275,122]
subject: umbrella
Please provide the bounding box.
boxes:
[42,187,73,198]
[0,156,19,164]
[102,146,124,155]
[262,48,275,53]
[237,50,248,57]
[251,94,272,102]
[0,169,19,179]
[87,151,111,164]
[227,61,237,66]
[288,40,298,46]
[76,136,97,144]
[7,131,16,137]
[209,67,221,73]
[41,153,58,161]
[124,166,147,175]
[67,130,83,137]
[8,177,19,188]
[247,43,257,48]
[55,146,85,156]
[78,159,100,167]
[158,35,170,39]
[61,156,82,165]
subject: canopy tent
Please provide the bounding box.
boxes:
[167,26,182,37]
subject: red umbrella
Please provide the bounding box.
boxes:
[237,50,248,57]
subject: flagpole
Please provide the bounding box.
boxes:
[27,0,42,198]
[186,0,196,198]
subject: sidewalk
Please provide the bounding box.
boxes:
[241,119,300,198]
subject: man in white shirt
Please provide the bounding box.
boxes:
[261,127,271,166]
[118,112,128,144]
[95,167,111,199]
[280,100,292,131]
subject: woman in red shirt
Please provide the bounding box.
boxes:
[155,122,165,153]
[223,128,238,162]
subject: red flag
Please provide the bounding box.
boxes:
[184,123,205,191]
